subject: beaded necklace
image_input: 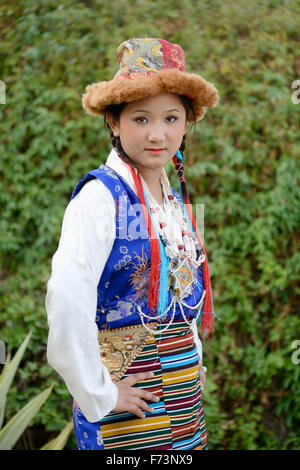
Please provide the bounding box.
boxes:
[137,169,206,334]
[123,155,214,338]
[142,168,204,264]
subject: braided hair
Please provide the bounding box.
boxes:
[173,133,191,204]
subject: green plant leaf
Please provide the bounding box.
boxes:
[40,419,74,450]
[0,386,52,450]
[0,331,32,429]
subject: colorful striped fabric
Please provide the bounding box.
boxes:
[73,321,207,450]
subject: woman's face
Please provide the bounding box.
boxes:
[106,92,188,173]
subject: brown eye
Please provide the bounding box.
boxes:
[135,117,147,123]
[166,116,177,122]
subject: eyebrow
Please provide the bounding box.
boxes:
[131,108,181,114]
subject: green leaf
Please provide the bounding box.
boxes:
[0,331,32,429]
[40,420,74,450]
[0,386,52,450]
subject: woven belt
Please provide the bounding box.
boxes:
[98,322,158,381]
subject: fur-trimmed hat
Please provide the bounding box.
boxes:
[82,38,219,121]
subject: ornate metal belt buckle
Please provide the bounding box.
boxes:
[98,322,158,381]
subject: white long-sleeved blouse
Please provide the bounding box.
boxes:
[46,148,203,423]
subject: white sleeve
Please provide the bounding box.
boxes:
[191,318,203,363]
[45,178,118,423]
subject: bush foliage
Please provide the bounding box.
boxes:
[0,0,299,450]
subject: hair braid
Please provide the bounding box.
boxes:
[173,134,191,204]
[109,129,136,167]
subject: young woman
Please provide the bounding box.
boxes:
[46,37,219,450]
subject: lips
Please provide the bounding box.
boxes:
[145,148,166,153]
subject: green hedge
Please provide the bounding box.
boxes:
[1,0,299,449]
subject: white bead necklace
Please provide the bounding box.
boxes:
[137,169,206,334]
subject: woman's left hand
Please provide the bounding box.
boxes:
[198,359,206,391]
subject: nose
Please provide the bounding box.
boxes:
[146,123,166,144]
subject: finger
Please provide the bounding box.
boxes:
[128,397,154,417]
[131,387,159,402]
[130,405,146,419]
[123,372,154,386]
[136,398,154,414]
[200,374,206,390]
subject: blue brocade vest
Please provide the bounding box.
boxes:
[71,164,205,332]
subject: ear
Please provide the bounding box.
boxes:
[105,111,120,137]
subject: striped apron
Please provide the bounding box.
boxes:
[73,320,207,450]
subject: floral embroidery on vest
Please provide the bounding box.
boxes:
[71,165,205,332]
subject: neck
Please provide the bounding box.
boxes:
[117,153,164,206]
[138,167,163,188]
[138,167,165,206]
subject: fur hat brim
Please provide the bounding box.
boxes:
[82,68,219,122]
